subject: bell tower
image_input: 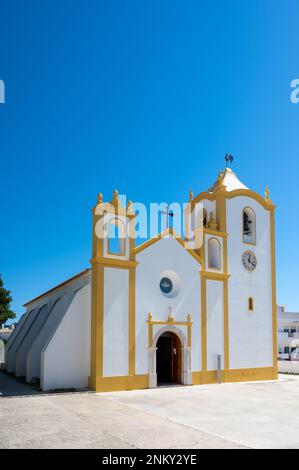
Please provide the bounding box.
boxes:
[89,190,137,392]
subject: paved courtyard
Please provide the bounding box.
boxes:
[1,371,299,449]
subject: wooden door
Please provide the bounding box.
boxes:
[171,334,181,384]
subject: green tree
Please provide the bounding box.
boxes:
[0,275,16,326]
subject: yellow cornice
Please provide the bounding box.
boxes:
[192,188,275,211]
[147,320,193,326]
[200,270,231,281]
[135,227,181,252]
[94,204,136,218]
[134,227,202,265]
[90,257,138,269]
[204,228,228,238]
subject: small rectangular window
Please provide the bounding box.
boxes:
[248,297,254,311]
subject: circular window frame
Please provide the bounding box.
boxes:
[159,270,181,298]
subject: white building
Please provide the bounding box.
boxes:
[5,167,278,392]
[0,328,13,366]
[277,305,299,359]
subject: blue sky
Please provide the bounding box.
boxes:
[0,0,299,318]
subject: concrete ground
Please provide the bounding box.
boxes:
[1,371,299,449]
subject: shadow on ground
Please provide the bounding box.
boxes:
[0,370,42,397]
[0,370,90,398]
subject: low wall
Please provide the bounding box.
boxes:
[278,360,299,374]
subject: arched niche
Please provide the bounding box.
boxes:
[208,237,221,270]
[243,207,256,245]
[107,218,126,255]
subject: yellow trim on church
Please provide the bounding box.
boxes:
[89,175,277,393]
[147,312,193,348]
[192,187,275,211]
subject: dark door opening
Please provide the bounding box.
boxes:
[156,332,181,385]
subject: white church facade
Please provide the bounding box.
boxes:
[5,167,277,392]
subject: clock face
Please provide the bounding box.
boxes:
[159,277,173,294]
[242,250,257,271]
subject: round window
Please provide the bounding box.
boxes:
[159,277,173,294]
[159,270,181,298]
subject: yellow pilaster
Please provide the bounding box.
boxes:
[223,279,229,370]
[89,261,104,390]
[216,194,229,370]
[201,276,207,371]
[128,267,136,388]
[187,323,192,348]
[270,210,278,376]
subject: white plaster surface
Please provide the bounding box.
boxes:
[5,312,27,352]
[206,280,224,370]
[103,267,129,377]
[208,168,248,192]
[41,283,91,390]
[6,308,41,373]
[15,304,49,377]
[136,236,201,375]
[278,361,299,374]
[227,196,273,369]
[26,294,75,383]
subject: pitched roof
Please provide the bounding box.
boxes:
[23,269,91,307]
[208,167,248,193]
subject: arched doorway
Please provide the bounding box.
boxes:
[156,332,181,385]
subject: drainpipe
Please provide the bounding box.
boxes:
[217,354,222,384]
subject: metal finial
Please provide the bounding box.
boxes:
[127,200,134,214]
[167,305,174,322]
[224,153,234,167]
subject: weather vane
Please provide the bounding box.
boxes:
[224,153,234,167]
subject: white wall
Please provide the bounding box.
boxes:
[15,304,50,377]
[41,283,91,391]
[6,307,41,373]
[5,312,27,353]
[103,267,129,377]
[227,196,273,369]
[26,294,75,383]
[136,236,201,375]
[278,361,299,374]
[206,280,224,370]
